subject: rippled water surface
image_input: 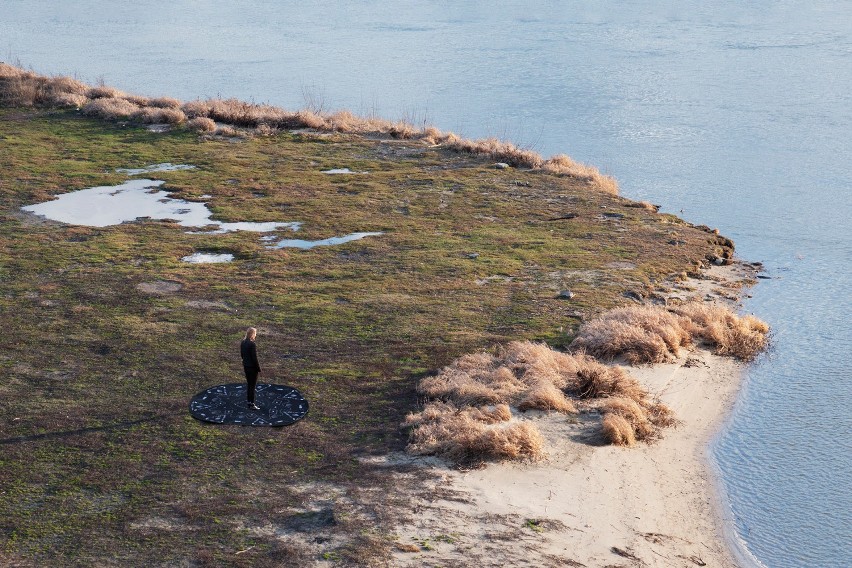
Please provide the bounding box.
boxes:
[4,2,850,566]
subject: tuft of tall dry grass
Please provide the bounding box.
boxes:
[82,97,140,119]
[541,154,619,195]
[571,303,769,363]
[417,341,578,413]
[131,107,186,125]
[404,402,544,461]
[601,414,636,446]
[0,63,621,194]
[407,340,681,457]
[571,306,692,364]
[671,303,769,361]
[186,117,217,133]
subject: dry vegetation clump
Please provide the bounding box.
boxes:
[540,154,620,195]
[0,63,622,194]
[571,306,693,364]
[572,303,769,364]
[0,63,89,108]
[186,116,217,133]
[148,96,182,109]
[444,136,544,169]
[671,303,769,361]
[572,356,647,401]
[131,106,186,125]
[417,341,578,412]
[407,341,682,457]
[404,402,545,461]
[601,414,636,446]
[82,97,140,119]
[87,85,126,99]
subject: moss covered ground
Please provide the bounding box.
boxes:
[0,108,732,566]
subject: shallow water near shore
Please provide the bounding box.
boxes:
[4,2,851,566]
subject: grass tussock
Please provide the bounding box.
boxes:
[571,303,769,363]
[671,303,769,361]
[407,341,681,458]
[81,97,140,119]
[404,402,544,461]
[186,116,216,133]
[131,106,186,125]
[0,62,620,193]
[417,341,578,412]
[571,306,692,364]
[601,414,636,446]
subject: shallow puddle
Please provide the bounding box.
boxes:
[181,252,234,263]
[269,232,383,250]
[116,163,196,175]
[21,179,297,233]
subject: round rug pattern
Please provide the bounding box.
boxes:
[189,383,309,426]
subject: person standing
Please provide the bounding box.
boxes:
[241,327,261,410]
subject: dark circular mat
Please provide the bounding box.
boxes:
[189,383,309,426]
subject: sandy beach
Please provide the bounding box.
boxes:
[387,265,758,567]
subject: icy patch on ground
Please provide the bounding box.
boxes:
[181,252,234,263]
[21,179,296,233]
[116,163,195,175]
[321,168,368,174]
[269,232,383,250]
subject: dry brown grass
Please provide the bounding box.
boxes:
[417,341,578,413]
[87,85,126,99]
[601,413,636,446]
[407,340,681,456]
[572,303,769,364]
[672,303,769,361]
[82,97,140,119]
[131,106,186,125]
[404,402,544,461]
[541,154,619,195]
[186,117,216,133]
[0,63,623,194]
[148,96,182,109]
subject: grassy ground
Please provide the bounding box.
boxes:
[0,108,732,566]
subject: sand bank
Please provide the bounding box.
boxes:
[388,265,759,567]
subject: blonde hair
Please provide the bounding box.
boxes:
[244,327,257,340]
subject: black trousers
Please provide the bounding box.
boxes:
[244,367,259,403]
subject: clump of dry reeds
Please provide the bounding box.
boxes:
[0,63,621,194]
[570,303,768,364]
[404,402,544,461]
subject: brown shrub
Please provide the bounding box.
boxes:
[572,357,646,402]
[389,121,417,139]
[186,116,216,133]
[131,106,186,124]
[254,123,279,136]
[294,110,326,129]
[601,414,636,446]
[122,94,150,106]
[81,97,139,119]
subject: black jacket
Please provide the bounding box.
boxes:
[240,339,261,372]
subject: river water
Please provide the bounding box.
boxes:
[3,2,850,566]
